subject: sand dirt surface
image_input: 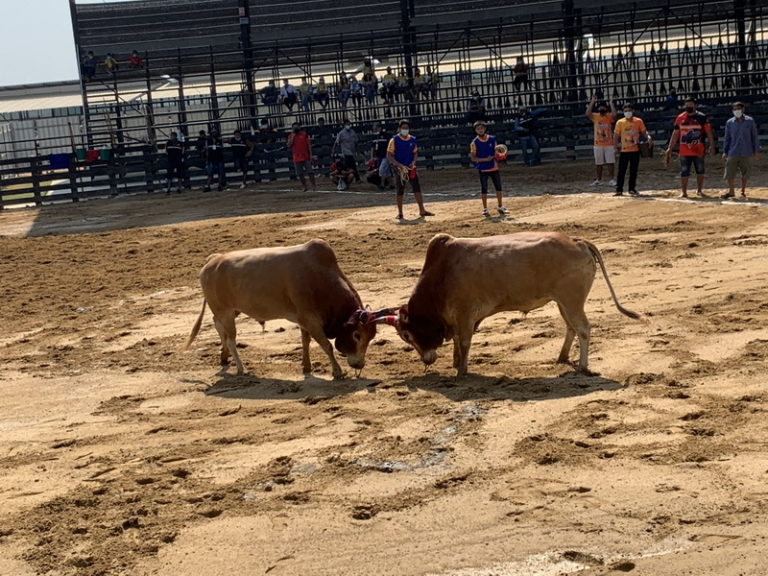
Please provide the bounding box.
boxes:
[1,158,767,576]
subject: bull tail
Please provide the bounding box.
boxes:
[581,240,641,320]
[184,299,208,349]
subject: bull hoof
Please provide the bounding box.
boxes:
[577,367,599,377]
[332,372,347,381]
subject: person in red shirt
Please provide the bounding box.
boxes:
[287,121,316,191]
[665,98,715,198]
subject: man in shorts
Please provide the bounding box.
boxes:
[386,119,434,220]
[721,101,760,199]
[469,120,508,217]
[665,97,714,198]
[585,93,617,186]
[287,121,316,191]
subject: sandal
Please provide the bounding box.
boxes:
[419,210,435,217]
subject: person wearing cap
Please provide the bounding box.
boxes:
[586,92,617,186]
[469,120,508,218]
[386,119,434,220]
[721,101,760,199]
[665,97,715,198]
[613,104,651,196]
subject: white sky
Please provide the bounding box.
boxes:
[0,0,134,87]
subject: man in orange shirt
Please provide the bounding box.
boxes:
[613,103,652,196]
[585,93,617,186]
[665,97,715,198]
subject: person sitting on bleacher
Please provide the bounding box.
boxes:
[260,80,279,106]
[349,76,363,107]
[315,77,330,109]
[381,67,397,104]
[280,79,298,111]
[104,53,119,74]
[362,72,378,104]
[299,77,314,111]
[129,50,143,69]
[465,91,486,124]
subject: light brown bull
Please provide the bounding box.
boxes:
[379,232,640,376]
[185,239,377,378]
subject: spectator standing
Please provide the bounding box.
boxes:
[371,121,392,190]
[362,72,378,105]
[81,51,97,82]
[585,93,617,186]
[512,56,529,90]
[337,75,351,110]
[287,121,317,192]
[386,119,434,220]
[165,131,184,194]
[349,76,363,108]
[311,117,333,176]
[514,107,543,166]
[665,97,715,198]
[203,130,226,192]
[469,120,508,217]
[613,104,652,196]
[334,120,360,182]
[230,129,253,189]
[721,101,760,199]
[194,129,207,170]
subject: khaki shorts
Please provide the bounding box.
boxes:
[594,145,615,165]
[724,156,752,180]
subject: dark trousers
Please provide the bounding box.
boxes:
[616,151,640,192]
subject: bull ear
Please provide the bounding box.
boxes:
[399,305,409,325]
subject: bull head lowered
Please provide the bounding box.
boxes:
[184,239,380,379]
[375,232,641,377]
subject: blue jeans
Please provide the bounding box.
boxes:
[518,135,540,166]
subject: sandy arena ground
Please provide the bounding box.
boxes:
[1,156,767,576]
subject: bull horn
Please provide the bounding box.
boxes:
[372,315,400,328]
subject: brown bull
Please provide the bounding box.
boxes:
[185,239,378,379]
[379,232,640,376]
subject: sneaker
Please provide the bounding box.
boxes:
[608,179,617,186]
[613,191,624,196]
[396,213,404,220]
[589,179,601,187]
[419,210,435,217]
[202,186,211,193]
[239,183,246,189]
[628,190,640,196]
[720,192,735,199]
[497,206,508,215]
[482,209,490,218]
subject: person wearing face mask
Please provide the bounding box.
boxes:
[665,97,714,198]
[613,104,652,196]
[721,102,760,199]
[586,92,617,187]
[287,122,316,192]
[387,119,434,220]
[333,119,361,183]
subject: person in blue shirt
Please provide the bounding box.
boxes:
[469,120,508,218]
[721,101,760,199]
[386,119,434,220]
